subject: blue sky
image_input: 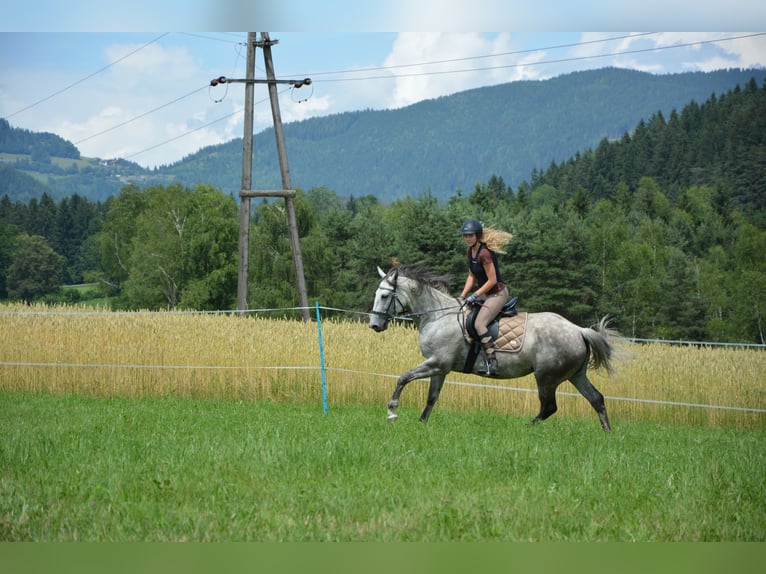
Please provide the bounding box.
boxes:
[2,2,766,168]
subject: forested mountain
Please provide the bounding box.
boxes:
[0,118,79,159]
[2,67,766,204]
[522,76,766,216]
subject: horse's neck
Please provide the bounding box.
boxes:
[402,280,455,318]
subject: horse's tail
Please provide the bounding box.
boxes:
[581,316,620,375]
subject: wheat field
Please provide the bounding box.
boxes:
[1,303,763,430]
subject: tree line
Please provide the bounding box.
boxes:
[1,78,765,343]
[1,174,764,343]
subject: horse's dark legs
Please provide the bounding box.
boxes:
[531,379,558,425]
[387,360,444,421]
[569,371,612,431]
[419,374,446,422]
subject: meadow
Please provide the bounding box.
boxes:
[1,393,764,542]
[1,303,764,541]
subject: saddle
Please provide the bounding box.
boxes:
[461,297,528,374]
[465,296,519,340]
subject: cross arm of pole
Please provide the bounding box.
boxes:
[240,189,296,198]
[210,76,311,88]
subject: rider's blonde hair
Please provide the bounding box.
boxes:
[481,225,513,254]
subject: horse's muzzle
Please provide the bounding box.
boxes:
[370,322,387,332]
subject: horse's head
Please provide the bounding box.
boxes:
[369,266,405,332]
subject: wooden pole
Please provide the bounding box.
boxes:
[236,32,257,315]
[260,32,310,322]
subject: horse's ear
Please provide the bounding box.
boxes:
[377,266,386,278]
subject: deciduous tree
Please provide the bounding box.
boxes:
[6,233,63,301]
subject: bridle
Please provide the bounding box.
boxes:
[371,275,406,322]
[371,271,466,323]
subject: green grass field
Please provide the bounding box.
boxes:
[1,391,763,542]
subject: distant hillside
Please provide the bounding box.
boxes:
[160,67,766,202]
[0,118,79,159]
[0,164,51,203]
[0,117,169,202]
[2,67,766,203]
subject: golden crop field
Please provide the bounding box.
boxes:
[1,303,764,430]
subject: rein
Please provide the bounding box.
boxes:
[404,300,465,319]
[373,274,465,322]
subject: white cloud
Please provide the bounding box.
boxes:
[104,43,199,86]
[45,40,242,167]
[383,33,527,109]
[714,34,766,69]
[529,32,766,78]
[279,93,332,124]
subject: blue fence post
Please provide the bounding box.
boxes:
[315,301,328,414]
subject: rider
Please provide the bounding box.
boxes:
[459,219,511,376]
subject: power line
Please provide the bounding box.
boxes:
[122,90,287,163]
[310,32,766,83]
[178,32,246,45]
[71,34,248,154]
[4,33,169,120]
[296,32,659,78]
[121,109,239,163]
[74,85,209,146]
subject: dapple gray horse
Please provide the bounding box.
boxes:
[369,264,618,430]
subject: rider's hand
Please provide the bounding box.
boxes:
[466,293,478,305]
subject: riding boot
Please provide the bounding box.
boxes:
[480,334,498,376]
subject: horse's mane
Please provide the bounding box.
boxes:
[394,263,453,294]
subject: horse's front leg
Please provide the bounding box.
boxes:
[387,360,445,421]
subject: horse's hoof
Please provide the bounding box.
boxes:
[387,411,399,422]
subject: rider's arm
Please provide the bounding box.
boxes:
[475,260,498,296]
[460,272,476,299]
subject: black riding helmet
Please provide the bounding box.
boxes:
[461,219,483,235]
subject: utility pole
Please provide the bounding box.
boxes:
[260,31,310,322]
[236,32,256,316]
[219,32,312,321]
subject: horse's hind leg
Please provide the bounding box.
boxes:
[569,370,611,431]
[531,377,558,426]
[419,374,446,422]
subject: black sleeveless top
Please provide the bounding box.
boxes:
[468,243,505,293]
